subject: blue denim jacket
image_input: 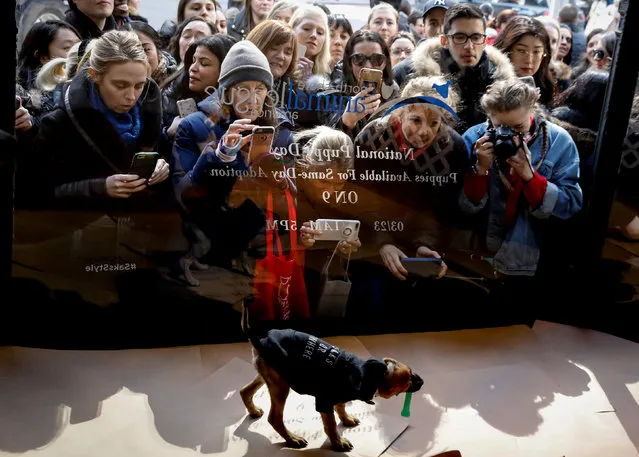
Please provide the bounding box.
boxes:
[459,119,583,276]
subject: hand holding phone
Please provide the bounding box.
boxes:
[248,126,275,163]
[314,219,360,242]
[358,68,383,97]
[177,98,198,118]
[297,43,307,59]
[129,152,160,180]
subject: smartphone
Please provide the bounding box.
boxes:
[297,43,307,59]
[358,68,383,96]
[130,152,160,180]
[15,96,21,110]
[177,98,198,118]
[248,126,275,163]
[400,258,442,278]
[314,219,360,242]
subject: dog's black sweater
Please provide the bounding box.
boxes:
[254,329,388,413]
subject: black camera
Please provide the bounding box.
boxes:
[592,49,605,61]
[486,126,522,163]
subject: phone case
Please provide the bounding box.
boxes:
[401,258,442,278]
[297,43,307,59]
[248,127,275,162]
[130,152,159,179]
[314,220,360,242]
[177,99,198,118]
[359,69,383,95]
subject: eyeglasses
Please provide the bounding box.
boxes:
[350,52,386,66]
[511,49,547,59]
[447,33,486,45]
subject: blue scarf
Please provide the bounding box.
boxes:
[89,80,142,148]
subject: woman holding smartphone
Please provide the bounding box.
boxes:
[325,30,399,138]
[171,40,295,285]
[21,30,168,210]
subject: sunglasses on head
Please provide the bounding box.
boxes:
[350,52,386,67]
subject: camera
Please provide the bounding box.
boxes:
[486,126,522,163]
[592,49,605,61]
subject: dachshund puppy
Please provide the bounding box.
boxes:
[239,308,423,452]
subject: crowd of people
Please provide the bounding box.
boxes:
[10,0,638,321]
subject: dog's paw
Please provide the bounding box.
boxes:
[247,407,264,418]
[286,434,308,449]
[341,415,360,427]
[331,436,353,452]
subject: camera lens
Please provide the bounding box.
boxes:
[260,135,267,141]
[343,227,352,236]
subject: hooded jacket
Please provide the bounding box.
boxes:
[392,38,516,133]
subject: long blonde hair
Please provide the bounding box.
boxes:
[289,5,331,76]
[81,30,150,79]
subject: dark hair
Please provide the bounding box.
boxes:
[389,31,416,48]
[559,23,573,65]
[313,3,332,15]
[168,16,218,64]
[328,14,353,36]
[17,20,80,89]
[341,30,394,91]
[558,4,579,23]
[493,16,555,106]
[599,31,617,60]
[128,21,163,50]
[178,0,217,23]
[443,3,486,35]
[587,27,605,44]
[479,2,494,19]
[571,28,607,80]
[552,70,609,131]
[172,34,234,100]
[407,11,422,26]
[490,9,517,30]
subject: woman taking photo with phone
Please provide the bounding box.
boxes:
[159,35,234,159]
[171,40,295,285]
[325,29,399,138]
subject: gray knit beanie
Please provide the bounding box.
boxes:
[218,40,273,92]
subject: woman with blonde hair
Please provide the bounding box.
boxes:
[267,0,298,23]
[287,126,362,317]
[20,30,168,210]
[460,78,582,278]
[353,75,469,282]
[290,5,332,82]
[366,3,399,46]
[33,39,98,120]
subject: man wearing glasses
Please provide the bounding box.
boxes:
[393,2,515,133]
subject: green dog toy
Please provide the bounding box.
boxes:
[401,392,412,417]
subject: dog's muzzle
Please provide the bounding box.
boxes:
[408,373,424,393]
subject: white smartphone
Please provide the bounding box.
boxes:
[297,43,307,59]
[177,98,198,118]
[313,219,360,242]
